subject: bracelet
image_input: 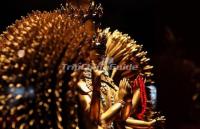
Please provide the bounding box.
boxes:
[126,99,132,103]
[117,100,126,108]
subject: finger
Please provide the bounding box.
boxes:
[161,116,166,120]
[125,81,128,88]
[119,80,122,88]
[160,116,165,119]
[91,60,96,69]
[121,78,124,85]
[123,78,126,89]
[125,79,128,88]
[125,80,130,93]
[119,80,123,89]
[126,79,129,87]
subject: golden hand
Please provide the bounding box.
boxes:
[91,60,103,92]
[150,116,166,126]
[91,60,104,77]
[118,78,133,102]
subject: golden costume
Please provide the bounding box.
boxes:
[0,1,165,128]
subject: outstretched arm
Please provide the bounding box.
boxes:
[125,117,155,127]
[125,116,166,128]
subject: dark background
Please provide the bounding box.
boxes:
[0,0,200,129]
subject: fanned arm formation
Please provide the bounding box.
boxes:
[0,1,164,129]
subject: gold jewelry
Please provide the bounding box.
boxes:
[117,100,126,108]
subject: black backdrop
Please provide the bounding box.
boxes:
[0,0,200,129]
